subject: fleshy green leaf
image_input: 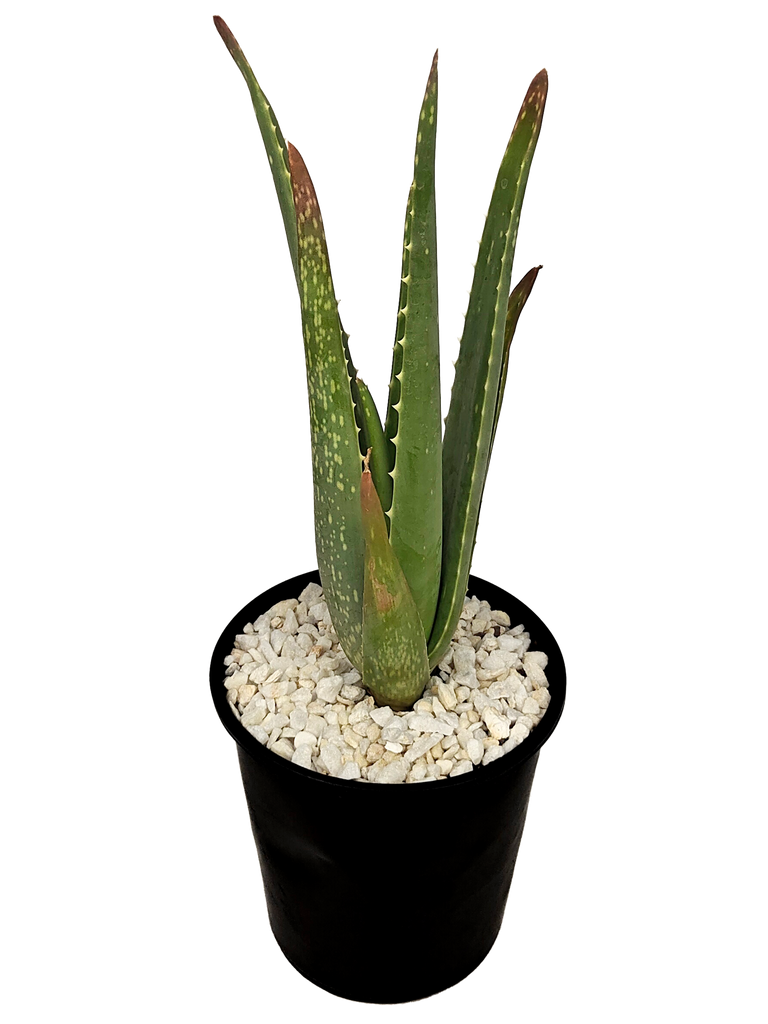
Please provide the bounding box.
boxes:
[493,262,548,468]
[213,16,298,280]
[289,143,365,669]
[384,52,442,639]
[361,458,430,710]
[428,70,548,668]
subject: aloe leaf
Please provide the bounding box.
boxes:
[493,262,548,462]
[384,51,442,639]
[342,327,391,503]
[289,143,365,669]
[428,70,548,667]
[355,379,390,506]
[213,16,298,280]
[361,457,430,710]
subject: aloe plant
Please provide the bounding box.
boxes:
[215,16,547,710]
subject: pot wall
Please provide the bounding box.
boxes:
[211,571,566,1003]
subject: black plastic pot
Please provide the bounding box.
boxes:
[210,570,565,1003]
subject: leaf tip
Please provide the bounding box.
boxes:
[287,142,317,218]
[210,12,231,38]
[527,68,548,106]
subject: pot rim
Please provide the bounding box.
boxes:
[210,569,566,797]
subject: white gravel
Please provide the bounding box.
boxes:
[223,583,551,784]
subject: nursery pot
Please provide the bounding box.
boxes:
[210,570,566,1003]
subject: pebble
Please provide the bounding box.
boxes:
[370,706,394,727]
[467,738,484,765]
[319,743,343,775]
[316,676,343,703]
[482,707,510,741]
[437,682,457,710]
[224,587,551,783]
[291,745,312,769]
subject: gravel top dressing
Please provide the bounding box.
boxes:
[223,582,551,783]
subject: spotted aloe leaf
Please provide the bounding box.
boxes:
[288,143,365,669]
[384,52,442,639]
[215,20,399,670]
[361,455,430,710]
[428,70,548,668]
[213,16,298,280]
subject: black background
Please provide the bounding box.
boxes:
[189,12,581,1011]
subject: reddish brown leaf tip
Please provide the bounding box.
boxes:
[517,68,547,127]
[518,260,548,284]
[213,17,254,79]
[426,49,438,90]
[210,12,231,37]
[287,142,319,220]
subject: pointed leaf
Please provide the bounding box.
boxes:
[213,17,298,280]
[493,266,548,473]
[429,70,548,667]
[289,143,365,669]
[384,52,442,638]
[361,461,430,711]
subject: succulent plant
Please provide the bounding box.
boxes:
[214,16,547,710]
